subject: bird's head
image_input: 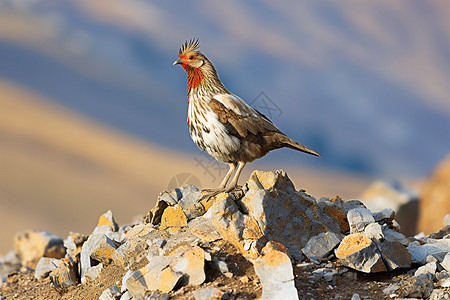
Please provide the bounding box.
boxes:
[173,38,206,70]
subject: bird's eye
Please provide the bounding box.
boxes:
[189,55,195,60]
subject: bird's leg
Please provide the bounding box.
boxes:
[200,162,239,200]
[217,162,237,190]
[226,161,246,191]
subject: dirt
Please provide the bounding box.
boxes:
[1,238,413,300]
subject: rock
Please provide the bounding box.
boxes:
[0,251,20,278]
[123,244,205,296]
[84,263,103,282]
[49,256,79,293]
[13,230,65,269]
[382,227,410,246]
[347,208,375,233]
[398,274,434,299]
[99,285,121,300]
[97,210,119,231]
[211,170,342,260]
[364,223,384,240]
[372,208,395,225]
[442,253,450,272]
[378,240,411,271]
[64,233,86,258]
[418,155,450,234]
[170,245,206,286]
[122,256,178,296]
[253,241,299,300]
[120,291,133,300]
[34,257,60,279]
[192,287,226,300]
[429,289,450,300]
[437,277,450,288]
[301,231,343,260]
[145,291,170,300]
[383,284,400,295]
[351,294,361,300]
[335,233,387,273]
[188,216,221,242]
[444,214,450,226]
[160,205,188,230]
[210,193,267,259]
[362,180,419,236]
[407,241,450,264]
[113,237,149,270]
[414,261,436,279]
[80,234,117,283]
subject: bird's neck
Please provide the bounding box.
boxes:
[184,65,204,96]
[184,63,228,99]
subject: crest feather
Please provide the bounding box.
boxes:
[179,38,201,55]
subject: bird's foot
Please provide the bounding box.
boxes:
[200,185,242,201]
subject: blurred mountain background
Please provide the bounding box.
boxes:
[0,0,449,252]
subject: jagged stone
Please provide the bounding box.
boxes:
[99,285,121,300]
[0,251,20,278]
[80,234,117,283]
[210,193,267,259]
[253,241,298,300]
[437,277,450,288]
[347,208,375,234]
[192,287,226,300]
[120,290,133,300]
[372,208,395,225]
[414,261,436,279]
[442,253,450,272]
[13,230,65,269]
[398,274,434,299]
[301,231,343,260]
[187,216,221,242]
[408,241,450,264]
[123,256,175,296]
[113,237,149,270]
[364,223,384,240]
[335,233,387,273]
[160,205,188,230]
[64,233,86,258]
[429,289,450,300]
[378,240,411,271]
[34,257,60,279]
[84,263,103,282]
[145,291,170,300]
[318,200,350,232]
[49,256,78,293]
[213,170,341,260]
[170,245,206,286]
[382,227,410,246]
[97,210,119,231]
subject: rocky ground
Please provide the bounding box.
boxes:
[1,170,450,300]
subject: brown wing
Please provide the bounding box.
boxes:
[208,97,280,140]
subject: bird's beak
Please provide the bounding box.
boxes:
[173,58,184,65]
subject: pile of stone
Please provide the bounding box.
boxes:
[1,170,450,300]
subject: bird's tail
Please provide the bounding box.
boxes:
[282,137,321,157]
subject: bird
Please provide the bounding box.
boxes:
[173,38,320,193]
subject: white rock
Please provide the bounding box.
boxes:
[83,263,103,283]
[34,257,60,279]
[253,242,298,300]
[444,214,450,226]
[99,285,121,300]
[414,262,436,279]
[442,253,450,272]
[364,223,384,240]
[347,208,375,233]
[351,293,361,300]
